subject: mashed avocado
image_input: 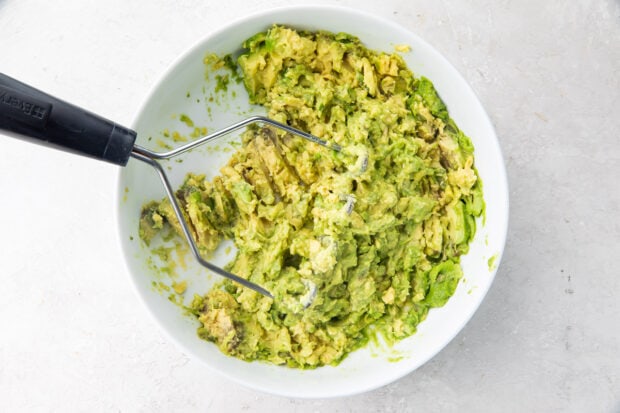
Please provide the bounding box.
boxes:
[140,26,484,368]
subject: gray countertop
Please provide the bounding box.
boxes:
[0,0,618,411]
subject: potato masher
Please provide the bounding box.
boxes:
[0,72,341,299]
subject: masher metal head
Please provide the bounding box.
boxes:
[131,116,341,298]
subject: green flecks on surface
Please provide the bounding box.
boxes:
[190,126,208,139]
[222,54,243,83]
[204,53,224,69]
[179,114,194,128]
[158,282,170,292]
[175,243,189,270]
[215,74,230,93]
[156,139,172,150]
[168,293,181,304]
[488,254,498,271]
[204,53,243,84]
[172,280,188,294]
[145,237,191,308]
[394,44,411,53]
[173,131,188,142]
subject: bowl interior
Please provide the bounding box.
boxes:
[117,5,508,398]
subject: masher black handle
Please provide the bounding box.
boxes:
[0,72,137,166]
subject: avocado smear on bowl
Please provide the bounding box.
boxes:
[139,26,484,368]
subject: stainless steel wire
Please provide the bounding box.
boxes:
[130,116,340,298]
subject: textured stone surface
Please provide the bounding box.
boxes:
[0,0,618,411]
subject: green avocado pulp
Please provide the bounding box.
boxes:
[140,26,484,368]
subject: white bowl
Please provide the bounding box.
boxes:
[117,5,508,398]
